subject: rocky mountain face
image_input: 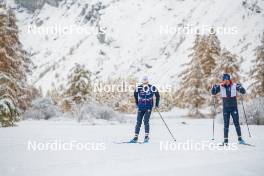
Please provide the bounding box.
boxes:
[5,0,264,94]
[15,0,62,11]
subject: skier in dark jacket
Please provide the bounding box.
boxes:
[130,76,160,143]
[211,73,246,145]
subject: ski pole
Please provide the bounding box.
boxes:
[211,96,217,140]
[155,108,176,142]
[240,95,252,137]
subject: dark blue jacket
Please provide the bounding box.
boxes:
[134,84,160,110]
[211,83,246,109]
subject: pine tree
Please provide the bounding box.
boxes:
[189,30,222,94]
[214,48,241,82]
[176,35,207,117]
[0,3,31,127]
[249,32,264,97]
[200,30,221,89]
[64,64,93,106]
[95,77,137,113]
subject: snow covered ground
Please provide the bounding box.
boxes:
[1,114,264,176]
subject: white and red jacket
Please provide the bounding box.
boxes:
[211,81,246,109]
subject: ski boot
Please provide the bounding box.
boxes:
[143,136,149,143]
[220,138,228,146]
[238,137,246,145]
[129,136,138,143]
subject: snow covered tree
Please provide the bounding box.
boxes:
[0,3,32,127]
[176,34,207,117]
[95,77,137,113]
[200,30,221,89]
[249,33,264,97]
[159,91,177,112]
[240,97,264,125]
[215,48,241,82]
[64,64,93,107]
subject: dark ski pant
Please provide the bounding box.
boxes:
[223,107,242,139]
[135,109,152,135]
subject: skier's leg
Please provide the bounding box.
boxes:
[130,110,145,143]
[223,109,231,143]
[143,109,152,142]
[135,110,145,135]
[143,109,152,135]
[231,108,243,141]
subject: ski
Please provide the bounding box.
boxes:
[218,143,256,147]
[218,143,255,147]
[239,143,256,147]
[113,141,147,144]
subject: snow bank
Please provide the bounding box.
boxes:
[69,102,126,124]
[22,97,62,120]
[23,98,126,125]
[239,97,264,125]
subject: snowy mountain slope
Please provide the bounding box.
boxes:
[7,0,264,93]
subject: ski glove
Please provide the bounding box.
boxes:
[236,83,246,94]
[211,84,220,95]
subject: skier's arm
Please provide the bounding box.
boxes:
[134,88,139,106]
[154,86,160,107]
[211,84,220,95]
[236,83,246,94]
